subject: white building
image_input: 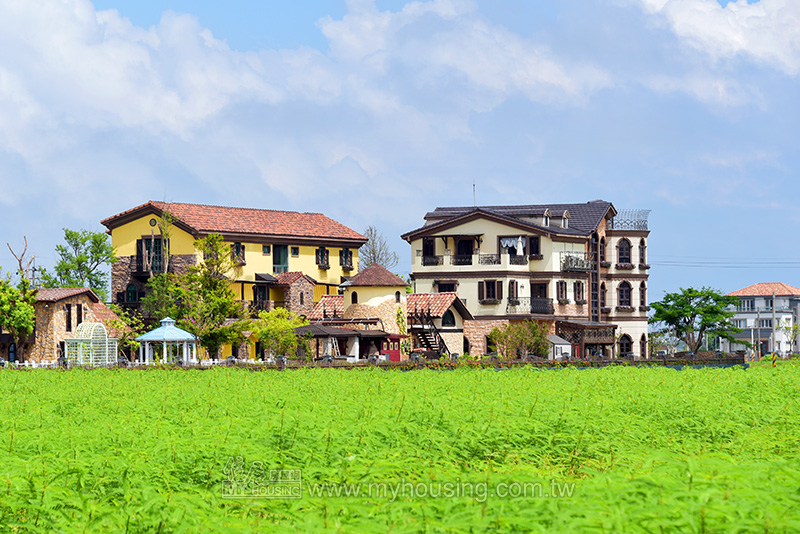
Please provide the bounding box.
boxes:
[722,283,800,356]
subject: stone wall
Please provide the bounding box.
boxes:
[344,299,407,335]
[440,331,464,355]
[111,253,196,304]
[26,295,103,363]
[555,302,590,319]
[464,319,555,356]
[284,277,316,317]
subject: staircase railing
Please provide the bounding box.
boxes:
[410,309,450,357]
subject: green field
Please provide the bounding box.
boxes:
[1,363,799,533]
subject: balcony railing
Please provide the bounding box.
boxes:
[478,254,500,265]
[509,254,528,265]
[273,265,288,274]
[506,297,555,315]
[453,255,473,266]
[422,255,444,266]
[561,252,592,272]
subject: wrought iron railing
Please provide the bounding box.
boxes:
[453,255,473,266]
[506,297,554,315]
[422,255,443,266]
[478,254,500,265]
[561,252,592,272]
[609,209,651,231]
[508,254,528,265]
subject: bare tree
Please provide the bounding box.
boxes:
[7,237,35,281]
[359,226,399,270]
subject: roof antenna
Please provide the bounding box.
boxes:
[473,180,476,207]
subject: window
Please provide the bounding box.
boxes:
[76,304,83,326]
[599,238,606,263]
[619,334,632,355]
[478,280,502,303]
[760,319,773,328]
[734,319,747,328]
[316,247,330,269]
[528,236,541,256]
[231,242,245,264]
[351,292,358,304]
[618,239,631,264]
[442,309,456,327]
[231,344,239,358]
[508,280,519,301]
[600,283,607,308]
[639,239,647,264]
[273,245,289,274]
[395,291,401,303]
[640,335,647,359]
[340,248,353,270]
[738,299,754,311]
[136,237,166,272]
[573,281,584,302]
[438,282,456,293]
[65,304,72,332]
[8,343,15,363]
[764,298,773,310]
[639,282,647,307]
[262,245,271,255]
[544,215,550,226]
[557,281,567,301]
[618,282,632,307]
[291,246,300,257]
[126,284,138,303]
[562,218,568,229]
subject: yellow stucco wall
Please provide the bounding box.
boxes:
[111,218,197,257]
[343,286,406,308]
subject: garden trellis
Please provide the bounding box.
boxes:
[64,322,119,366]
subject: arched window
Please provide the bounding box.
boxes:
[395,291,401,303]
[618,239,631,264]
[8,343,16,363]
[126,284,138,303]
[600,237,606,263]
[639,239,647,265]
[618,281,632,307]
[351,292,358,304]
[600,283,607,308]
[442,309,456,327]
[639,282,647,307]
[640,334,647,359]
[619,334,632,356]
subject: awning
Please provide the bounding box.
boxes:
[255,273,278,283]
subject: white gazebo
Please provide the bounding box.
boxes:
[65,322,118,366]
[135,317,198,364]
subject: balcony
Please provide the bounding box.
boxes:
[453,255,473,266]
[560,252,592,272]
[508,254,528,265]
[506,297,555,315]
[422,255,444,266]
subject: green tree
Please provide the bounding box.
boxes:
[176,234,249,359]
[649,287,741,354]
[359,225,399,270]
[40,228,116,300]
[107,304,147,360]
[0,278,37,363]
[251,308,309,359]
[141,273,181,321]
[488,320,549,359]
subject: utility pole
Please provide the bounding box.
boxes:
[757,307,761,359]
[772,292,777,356]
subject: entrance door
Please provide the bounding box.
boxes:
[455,239,474,265]
[531,283,547,299]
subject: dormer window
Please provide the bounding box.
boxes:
[544,215,550,226]
[562,218,568,229]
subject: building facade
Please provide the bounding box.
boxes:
[401,202,650,358]
[101,201,367,319]
[722,282,800,356]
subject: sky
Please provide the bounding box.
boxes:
[0,0,798,301]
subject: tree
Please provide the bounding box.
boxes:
[649,287,741,354]
[781,320,800,354]
[250,308,309,359]
[359,225,399,270]
[0,278,37,363]
[175,234,249,359]
[488,320,549,359]
[39,228,116,300]
[106,304,147,360]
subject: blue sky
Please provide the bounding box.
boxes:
[0,0,797,301]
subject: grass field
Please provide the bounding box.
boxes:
[0,362,798,533]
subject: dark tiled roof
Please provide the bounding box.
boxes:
[37,288,100,303]
[727,282,800,297]
[308,295,344,320]
[102,201,367,243]
[422,201,614,235]
[274,272,316,286]
[343,264,407,287]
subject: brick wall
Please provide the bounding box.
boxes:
[284,278,315,317]
[344,299,407,335]
[26,295,103,362]
[111,253,196,303]
[463,318,555,356]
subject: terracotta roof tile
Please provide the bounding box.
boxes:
[274,272,316,286]
[102,201,367,243]
[407,293,459,318]
[36,288,99,303]
[727,282,800,297]
[91,302,129,337]
[343,264,407,287]
[308,295,344,320]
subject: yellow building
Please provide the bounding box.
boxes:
[101,201,367,319]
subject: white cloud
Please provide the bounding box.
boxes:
[634,0,800,75]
